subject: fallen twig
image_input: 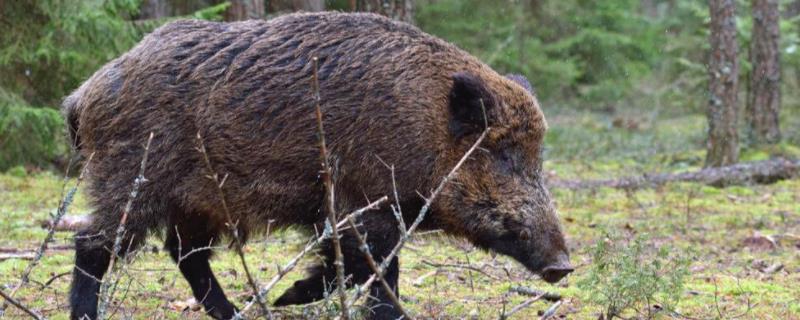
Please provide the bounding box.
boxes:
[0,245,74,254]
[422,259,502,281]
[41,271,72,289]
[0,287,43,320]
[547,158,800,190]
[510,286,562,302]
[38,214,92,232]
[500,293,543,319]
[539,300,562,319]
[412,270,437,287]
[0,253,36,261]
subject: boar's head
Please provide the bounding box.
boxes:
[434,72,572,283]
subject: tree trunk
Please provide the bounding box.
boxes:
[706,0,739,167]
[783,0,800,18]
[138,0,217,19]
[354,0,414,24]
[267,0,325,13]
[225,0,265,21]
[139,0,170,19]
[138,0,220,19]
[747,0,781,145]
[292,0,325,11]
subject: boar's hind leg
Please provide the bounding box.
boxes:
[165,217,237,320]
[70,220,146,320]
[275,210,403,320]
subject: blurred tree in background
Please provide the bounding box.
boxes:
[706,0,740,167]
[0,0,798,171]
[747,0,782,145]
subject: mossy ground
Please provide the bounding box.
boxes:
[1,111,798,319]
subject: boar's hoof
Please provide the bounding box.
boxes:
[207,303,238,320]
[273,279,324,306]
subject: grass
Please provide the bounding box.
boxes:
[1,110,799,319]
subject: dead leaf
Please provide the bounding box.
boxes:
[742,233,777,252]
[763,263,784,274]
[168,298,201,312]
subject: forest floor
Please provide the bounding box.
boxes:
[1,110,799,319]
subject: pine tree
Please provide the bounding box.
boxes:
[706,0,739,167]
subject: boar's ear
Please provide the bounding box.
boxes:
[505,73,534,94]
[449,72,495,138]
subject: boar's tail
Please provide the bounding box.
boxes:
[62,91,83,151]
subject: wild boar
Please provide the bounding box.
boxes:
[64,12,572,320]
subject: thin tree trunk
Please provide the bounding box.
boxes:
[292,0,325,11]
[139,0,169,19]
[783,0,800,18]
[747,0,781,144]
[267,0,324,13]
[225,0,265,21]
[354,0,414,24]
[138,0,216,18]
[706,0,739,167]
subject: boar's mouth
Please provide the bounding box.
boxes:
[476,234,573,284]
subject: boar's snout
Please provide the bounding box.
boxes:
[540,253,574,283]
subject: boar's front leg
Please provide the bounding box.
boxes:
[274,209,403,320]
[165,213,237,320]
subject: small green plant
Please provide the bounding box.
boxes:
[578,233,691,319]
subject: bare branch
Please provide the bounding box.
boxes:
[97,133,153,319]
[196,133,270,318]
[0,287,43,320]
[310,56,350,319]
[237,196,388,316]
[345,215,412,319]
[510,286,562,302]
[539,300,563,320]
[422,259,501,281]
[347,128,490,309]
[499,293,544,319]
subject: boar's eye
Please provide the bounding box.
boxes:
[496,149,515,173]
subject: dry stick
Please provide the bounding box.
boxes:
[344,215,412,320]
[499,293,544,320]
[421,260,501,281]
[510,286,562,302]
[97,132,154,320]
[346,128,490,310]
[0,288,43,320]
[539,300,562,320]
[195,134,270,318]
[310,56,349,319]
[236,196,388,316]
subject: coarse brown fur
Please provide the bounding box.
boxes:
[65,12,570,320]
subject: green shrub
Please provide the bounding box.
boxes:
[0,101,67,171]
[578,233,691,319]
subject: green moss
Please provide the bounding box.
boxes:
[2,110,799,318]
